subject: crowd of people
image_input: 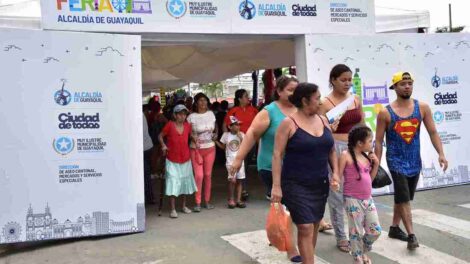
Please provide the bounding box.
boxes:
[142,65,448,264]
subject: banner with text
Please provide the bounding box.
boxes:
[305,33,470,195]
[40,0,374,34]
[0,29,144,244]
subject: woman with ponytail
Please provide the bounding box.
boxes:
[331,125,382,264]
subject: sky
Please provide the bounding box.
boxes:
[376,0,470,32]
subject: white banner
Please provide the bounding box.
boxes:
[40,0,375,34]
[0,29,144,244]
[304,33,470,194]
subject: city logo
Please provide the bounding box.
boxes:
[166,0,187,19]
[56,0,152,14]
[54,81,72,106]
[434,92,458,105]
[431,68,458,88]
[258,3,287,17]
[53,136,75,155]
[58,112,101,129]
[292,4,317,16]
[239,0,256,20]
[433,110,462,124]
[54,80,103,106]
[433,110,444,124]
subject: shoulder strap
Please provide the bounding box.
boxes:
[289,116,300,128]
[325,97,336,107]
[413,99,422,119]
[318,114,327,128]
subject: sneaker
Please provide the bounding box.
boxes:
[407,234,419,250]
[265,195,271,201]
[170,210,178,218]
[181,207,192,214]
[193,205,201,213]
[204,203,215,210]
[388,226,408,241]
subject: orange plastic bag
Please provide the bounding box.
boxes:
[266,203,294,252]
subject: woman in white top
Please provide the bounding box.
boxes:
[187,93,218,212]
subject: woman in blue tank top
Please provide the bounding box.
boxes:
[272,83,339,264]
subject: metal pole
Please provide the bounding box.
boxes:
[449,3,452,32]
[252,70,258,107]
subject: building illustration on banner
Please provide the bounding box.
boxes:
[352,68,362,101]
[0,203,146,242]
[363,83,389,105]
[422,163,469,188]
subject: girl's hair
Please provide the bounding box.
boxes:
[192,92,211,113]
[288,82,319,108]
[234,89,247,107]
[347,125,372,180]
[329,64,352,87]
[273,75,298,101]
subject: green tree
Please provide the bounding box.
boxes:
[435,26,465,33]
[200,82,223,100]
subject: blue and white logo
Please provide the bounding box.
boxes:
[111,0,127,12]
[431,71,441,88]
[166,0,187,19]
[53,137,75,155]
[54,81,72,106]
[433,111,444,124]
[432,68,458,89]
[239,0,256,20]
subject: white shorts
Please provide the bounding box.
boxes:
[226,162,245,180]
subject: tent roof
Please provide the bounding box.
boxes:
[1,0,430,91]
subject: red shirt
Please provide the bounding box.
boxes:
[161,121,191,163]
[225,105,259,133]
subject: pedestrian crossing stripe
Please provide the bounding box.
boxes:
[386,209,470,240]
[458,203,470,209]
[222,229,469,264]
[221,230,329,264]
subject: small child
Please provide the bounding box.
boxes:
[215,116,246,209]
[331,125,382,264]
[159,105,198,218]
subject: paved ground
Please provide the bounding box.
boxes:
[0,164,469,264]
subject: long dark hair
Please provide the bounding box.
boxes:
[234,89,247,107]
[347,125,372,180]
[192,92,211,113]
[329,64,352,87]
[288,82,319,109]
[273,75,298,101]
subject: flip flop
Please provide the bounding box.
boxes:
[336,240,350,253]
[290,255,302,263]
[318,222,333,232]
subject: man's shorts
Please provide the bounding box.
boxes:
[391,171,420,204]
[226,164,245,180]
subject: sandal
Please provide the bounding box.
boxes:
[228,200,236,209]
[289,255,302,263]
[318,222,333,232]
[336,240,350,253]
[236,202,246,208]
[362,255,372,264]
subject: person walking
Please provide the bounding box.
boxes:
[319,64,364,252]
[271,83,338,264]
[332,125,382,264]
[230,75,301,262]
[159,105,197,218]
[187,93,218,212]
[375,71,448,250]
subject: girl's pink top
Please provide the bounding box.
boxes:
[343,162,372,200]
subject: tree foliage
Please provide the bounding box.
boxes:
[200,82,224,100]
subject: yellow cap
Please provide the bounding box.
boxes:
[390,71,414,89]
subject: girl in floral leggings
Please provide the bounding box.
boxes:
[332,125,382,264]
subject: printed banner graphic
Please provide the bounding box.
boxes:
[305,33,470,194]
[0,29,144,244]
[40,0,375,34]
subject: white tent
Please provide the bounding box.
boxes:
[0,0,430,91]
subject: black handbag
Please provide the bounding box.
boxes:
[372,166,392,188]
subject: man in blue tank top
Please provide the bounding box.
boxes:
[375,71,448,250]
